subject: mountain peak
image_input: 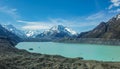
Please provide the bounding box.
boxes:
[116,14,120,20]
[50,25,65,31]
[37,25,78,38]
[50,25,77,35]
[78,13,120,39]
[24,30,41,38]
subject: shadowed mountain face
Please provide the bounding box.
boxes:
[3,24,27,39]
[78,14,120,39]
[0,24,21,45]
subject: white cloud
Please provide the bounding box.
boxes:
[17,20,52,30]
[22,25,50,30]
[86,12,105,20]
[108,0,120,9]
[18,17,100,31]
[0,6,19,19]
[17,19,72,30]
[109,8,120,13]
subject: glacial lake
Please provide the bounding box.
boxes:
[16,42,120,61]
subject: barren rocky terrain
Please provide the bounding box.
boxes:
[0,38,120,69]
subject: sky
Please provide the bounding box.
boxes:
[0,0,120,33]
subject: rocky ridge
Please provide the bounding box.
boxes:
[78,14,120,39]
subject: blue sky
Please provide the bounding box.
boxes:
[0,0,120,33]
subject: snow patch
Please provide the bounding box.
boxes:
[65,28,77,35]
[24,30,41,38]
[116,14,120,20]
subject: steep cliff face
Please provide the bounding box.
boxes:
[78,14,120,39]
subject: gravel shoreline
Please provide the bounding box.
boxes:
[1,38,120,69]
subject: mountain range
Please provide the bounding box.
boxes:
[1,14,120,69]
[0,14,120,42]
[2,24,78,39]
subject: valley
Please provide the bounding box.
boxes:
[0,9,120,69]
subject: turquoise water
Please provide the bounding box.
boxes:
[16,42,120,61]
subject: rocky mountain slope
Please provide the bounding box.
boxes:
[78,14,120,39]
[3,24,27,39]
[0,24,21,45]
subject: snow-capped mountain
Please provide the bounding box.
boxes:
[2,24,78,39]
[0,24,21,44]
[36,25,78,38]
[2,24,27,39]
[24,30,41,38]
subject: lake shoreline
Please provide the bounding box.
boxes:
[23,38,120,46]
[54,38,120,46]
[16,42,120,61]
[1,38,120,69]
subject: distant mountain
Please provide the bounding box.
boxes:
[3,24,27,39]
[0,24,21,45]
[36,25,78,39]
[78,14,120,39]
[24,30,41,38]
